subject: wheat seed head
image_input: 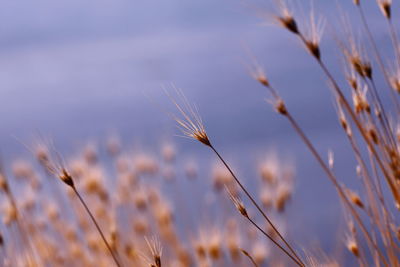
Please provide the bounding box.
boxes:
[377,0,392,19]
[167,87,211,147]
[303,6,325,59]
[225,186,248,218]
[145,236,162,267]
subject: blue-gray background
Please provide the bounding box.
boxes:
[0,0,397,260]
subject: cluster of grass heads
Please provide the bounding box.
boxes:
[0,137,298,266]
[1,0,400,266]
[170,0,400,265]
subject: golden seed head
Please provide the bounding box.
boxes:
[252,241,269,265]
[275,99,288,115]
[337,102,352,136]
[168,88,211,147]
[350,56,372,78]
[134,154,159,175]
[347,239,359,258]
[208,235,222,260]
[274,0,299,34]
[305,41,320,59]
[378,0,391,19]
[3,204,17,225]
[145,236,163,267]
[226,233,240,261]
[35,144,49,164]
[390,76,400,93]
[275,184,292,212]
[352,87,370,114]
[368,127,379,144]
[340,117,348,131]
[347,76,358,91]
[161,143,176,162]
[251,66,270,88]
[133,190,147,211]
[60,168,74,187]
[278,16,299,34]
[259,165,276,184]
[226,187,248,218]
[257,75,270,87]
[348,191,364,209]
[0,174,9,193]
[194,243,206,259]
[133,217,149,234]
[303,10,324,60]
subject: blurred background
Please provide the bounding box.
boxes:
[0,0,397,259]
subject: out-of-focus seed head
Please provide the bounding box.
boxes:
[134,154,159,175]
[3,203,17,225]
[208,230,222,260]
[275,99,288,115]
[341,31,372,79]
[145,236,162,267]
[352,86,370,114]
[213,164,234,192]
[252,241,269,265]
[133,216,149,235]
[368,126,379,145]
[303,9,325,60]
[185,161,198,180]
[346,69,360,91]
[106,136,121,156]
[225,229,241,262]
[391,77,400,93]
[275,184,292,212]
[83,143,98,165]
[350,56,372,79]
[0,174,9,193]
[250,64,270,87]
[378,0,391,19]
[328,150,334,170]
[161,143,176,163]
[348,190,364,209]
[346,238,359,258]
[275,0,299,34]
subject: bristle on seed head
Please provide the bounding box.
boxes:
[273,0,299,34]
[167,88,211,147]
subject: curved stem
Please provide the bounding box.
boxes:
[283,111,388,267]
[73,187,121,267]
[241,249,259,267]
[209,145,304,267]
[358,5,400,115]
[247,215,303,266]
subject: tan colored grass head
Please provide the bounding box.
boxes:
[144,236,163,267]
[167,88,211,147]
